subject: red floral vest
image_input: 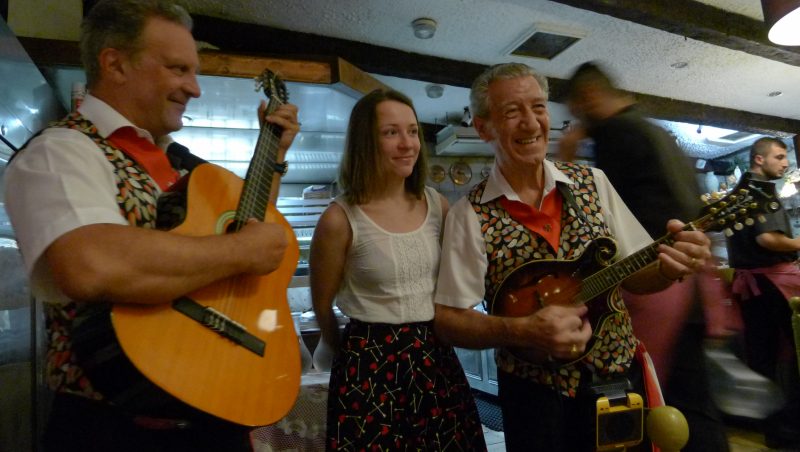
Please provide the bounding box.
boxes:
[42,112,161,399]
[469,161,638,397]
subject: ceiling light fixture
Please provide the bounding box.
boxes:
[670,61,689,69]
[425,84,444,98]
[761,0,800,45]
[768,90,784,97]
[412,18,437,39]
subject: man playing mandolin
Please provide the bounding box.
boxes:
[433,63,712,451]
[4,0,300,451]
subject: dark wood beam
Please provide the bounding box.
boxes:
[549,0,800,67]
[191,15,800,136]
[190,15,486,89]
[16,37,390,96]
[18,16,800,136]
[550,79,799,137]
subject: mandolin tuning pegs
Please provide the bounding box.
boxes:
[757,215,767,223]
[734,223,744,231]
[745,218,755,226]
[724,228,734,237]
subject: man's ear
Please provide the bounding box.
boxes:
[97,47,128,85]
[473,116,493,142]
[753,154,765,166]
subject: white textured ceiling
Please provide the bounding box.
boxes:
[177,0,799,159]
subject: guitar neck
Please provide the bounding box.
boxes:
[235,98,283,226]
[577,221,701,303]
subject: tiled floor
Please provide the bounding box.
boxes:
[479,423,778,451]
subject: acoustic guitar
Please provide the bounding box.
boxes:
[490,175,780,365]
[111,70,300,426]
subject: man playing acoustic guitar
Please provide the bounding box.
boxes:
[5,0,300,451]
[433,63,712,451]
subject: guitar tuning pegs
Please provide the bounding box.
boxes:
[758,215,767,223]
[724,228,734,237]
[734,223,744,231]
[745,218,755,226]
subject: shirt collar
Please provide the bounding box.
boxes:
[480,158,572,205]
[78,94,173,149]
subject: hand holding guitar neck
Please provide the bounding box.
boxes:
[257,99,300,163]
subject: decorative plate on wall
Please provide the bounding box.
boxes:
[430,164,446,183]
[449,161,472,185]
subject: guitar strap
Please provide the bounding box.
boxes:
[556,175,604,241]
[165,141,208,173]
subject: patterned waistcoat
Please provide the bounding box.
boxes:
[469,161,638,397]
[41,112,162,399]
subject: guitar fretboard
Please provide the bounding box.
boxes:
[577,235,675,304]
[234,96,284,228]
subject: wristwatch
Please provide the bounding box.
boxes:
[273,161,288,176]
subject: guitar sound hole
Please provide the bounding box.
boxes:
[226,220,245,234]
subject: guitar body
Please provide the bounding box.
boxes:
[491,237,620,365]
[112,163,300,426]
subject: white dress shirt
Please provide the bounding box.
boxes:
[4,94,172,303]
[434,159,652,310]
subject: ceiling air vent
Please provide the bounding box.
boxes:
[706,131,759,145]
[506,24,584,60]
[435,125,493,156]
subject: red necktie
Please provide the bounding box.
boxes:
[499,189,563,252]
[107,126,180,191]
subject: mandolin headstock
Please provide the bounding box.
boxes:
[696,174,781,236]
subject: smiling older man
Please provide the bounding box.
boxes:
[433,62,712,451]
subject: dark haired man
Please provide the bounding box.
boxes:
[560,61,729,452]
[727,137,800,450]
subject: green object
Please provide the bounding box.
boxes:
[646,406,689,452]
[790,297,800,378]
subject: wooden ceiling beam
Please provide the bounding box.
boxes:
[549,0,800,67]
[16,36,389,96]
[190,15,800,136]
[18,14,800,136]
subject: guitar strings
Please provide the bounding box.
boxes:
[224,92,284,319]
[579,197,738,303]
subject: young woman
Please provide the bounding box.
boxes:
[310,89,486,451]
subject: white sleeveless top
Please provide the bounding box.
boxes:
[334,186,443,323]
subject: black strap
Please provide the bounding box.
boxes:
[0,132,19,154]
[166,141,207,172]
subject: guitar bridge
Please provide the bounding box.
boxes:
[173,297,266,356]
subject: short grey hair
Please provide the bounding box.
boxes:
[469,63,549,119]
[80,0,193,87]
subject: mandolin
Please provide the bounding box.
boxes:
[111,70,300,426]
[490,175,780,365]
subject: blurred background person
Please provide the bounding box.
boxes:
[310,89,486,451]
[559,61,729,452]
[726,137,800,450]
